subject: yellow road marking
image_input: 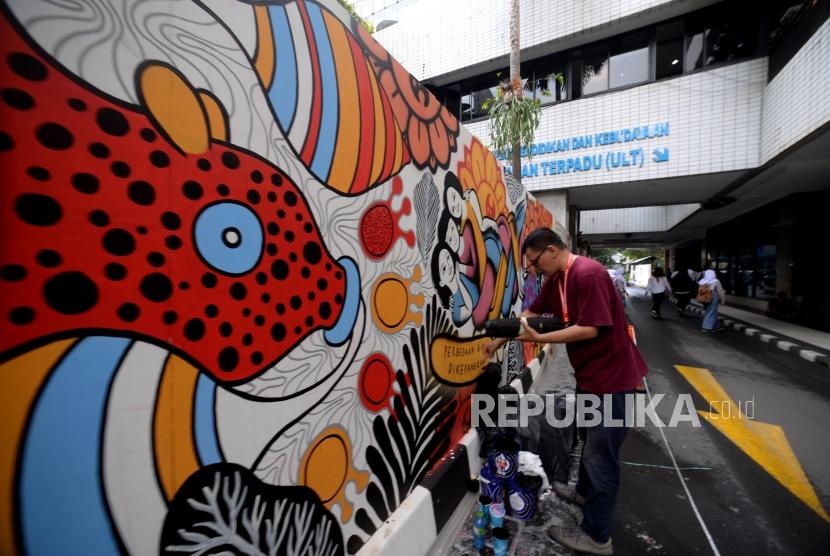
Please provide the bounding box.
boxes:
[675,365,830,522]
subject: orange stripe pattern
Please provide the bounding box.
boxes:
[0,339,77,556]
[153,355,201,501]
[268,2,408,195]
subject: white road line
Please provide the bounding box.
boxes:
[643,377,721,556]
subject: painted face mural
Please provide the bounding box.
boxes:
[0,1,552,555]
[430,167,525,330]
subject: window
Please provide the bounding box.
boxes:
[460,78,499,122]
[446,4,763,108]
[460,93,473,121]
[769,0,830,79]
[685,13,705,72]
[532,61,567,105]
[442,87,461,120]
[683,8,758,73]
[705,12,756,66]
[470,86,497,119]
[756,245,777,300]
[609,31,649,89]
[574,44,608,97]
[656,20,684,79]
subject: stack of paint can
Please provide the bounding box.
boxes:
[471,497,512,553]
[472,494,491,550]
[479,434,542,521]
[489,503,509,554]
[479,434,519,504]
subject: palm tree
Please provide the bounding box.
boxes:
[509,0,521,181]
[485,0,544,184]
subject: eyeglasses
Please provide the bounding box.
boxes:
[526,245,551,268]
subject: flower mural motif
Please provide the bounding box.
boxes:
[458,139,508,220]
[522,196,554,245]
[357,25,459,171]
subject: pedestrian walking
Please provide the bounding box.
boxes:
[645,268,671,319]
[612,265,627,307]
[697,269,726,331]
[670,266,696,315]
[485,228,648,555]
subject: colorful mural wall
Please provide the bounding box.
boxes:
[0,1,553,554]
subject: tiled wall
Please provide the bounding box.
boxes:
[581,206,667,234]
[665,202,701,228]
[580,203,699,234]
[373,0,679,81]
[761,18,830,164]
[465,58,767,192]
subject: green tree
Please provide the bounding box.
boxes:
[484,0,562,182]
[338,0,374,33]
[592,248,618,267]
[592,247,664,269]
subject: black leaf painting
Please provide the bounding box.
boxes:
[348,297,459,553]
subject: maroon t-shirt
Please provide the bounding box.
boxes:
[528,256,647,394]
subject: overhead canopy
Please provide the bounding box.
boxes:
[625,255,659,265]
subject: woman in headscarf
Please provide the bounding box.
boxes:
[698,269,726,331]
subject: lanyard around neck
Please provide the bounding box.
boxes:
[558,254,577,326]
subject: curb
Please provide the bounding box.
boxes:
[357,347,550,555]
[668,298,830,370]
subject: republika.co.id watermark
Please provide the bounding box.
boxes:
[472,393,756,428]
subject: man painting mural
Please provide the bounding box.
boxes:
[485,228,648,555]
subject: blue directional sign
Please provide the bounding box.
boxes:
[653,148,669,162]
[499,121,672,177]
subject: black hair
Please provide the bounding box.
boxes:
[521,228,565,253]
[443,171,464,219]
[653,267,665,277]
[430,240,458,308]
[437,211,457,247]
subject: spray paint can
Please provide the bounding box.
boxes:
[489,502,505,528]
[475,494,492,525]
[472,513,487,550]
[492,526,510,556]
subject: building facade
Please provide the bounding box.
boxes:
[365,0,830,330]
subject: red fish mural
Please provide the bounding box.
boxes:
[0,15,348,384]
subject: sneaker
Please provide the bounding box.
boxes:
[552,481,585,506]
[713,326,726,332]
[548,525,613,555]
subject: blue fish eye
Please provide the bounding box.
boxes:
[194,202,263,275]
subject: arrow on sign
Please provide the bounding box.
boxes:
[653,147,669,162]
[675,365,830,522]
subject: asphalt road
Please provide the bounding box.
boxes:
[613,289,830,555]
